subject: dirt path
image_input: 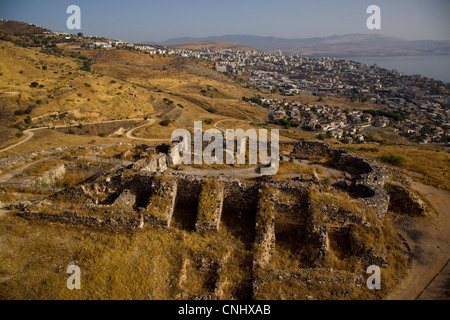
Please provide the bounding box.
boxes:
[0,112,259,154]
[0,118,152,153]
[214,119,251,132]
[0,116,253,154]
[0,157,52,184]
[124,119,170,142]
[94,50,107,61]
[0,129,35,153]
[387,180,450,300]
[416,258,450,300]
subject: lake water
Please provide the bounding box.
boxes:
[340,55,450,83]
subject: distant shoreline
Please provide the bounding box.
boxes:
[321,54,450,83]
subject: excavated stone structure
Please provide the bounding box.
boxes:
[12,139,420,299]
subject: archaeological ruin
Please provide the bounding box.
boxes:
[3,139,430,299]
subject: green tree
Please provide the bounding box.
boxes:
[24,116,32,126]
[159,120,172,127]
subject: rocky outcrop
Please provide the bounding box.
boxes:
[36,163,66,186]
[131,153,168,173]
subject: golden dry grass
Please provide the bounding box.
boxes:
[0,129,134,158]
[257,210,409,300]
[336,142,449,190]
[22,159,62,176]
[56,170,96,188]
[0,210,254,300]
[197,179,222,222]
[272,161,325,180]
[0,41,154,127]
[0,38,421,301]
[0,41,272,155]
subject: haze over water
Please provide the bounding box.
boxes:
[341,55,450,83]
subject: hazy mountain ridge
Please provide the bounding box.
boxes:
[167,40,255,52]
[163,34,450,56]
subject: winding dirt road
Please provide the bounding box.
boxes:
[124,119,170,142]
[0,117,253,154]
[0,118,160,153]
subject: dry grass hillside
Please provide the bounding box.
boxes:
[0,20,48,35]
[1,38,448,193]
[0,41,155,150]
[336,142,450,190]
[90,50,267,122]
[0,40,268,155]
[0,28,448,301]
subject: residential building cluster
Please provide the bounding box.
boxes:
[265,99,389,143]
[172,47,449,144]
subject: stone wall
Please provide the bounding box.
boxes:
[195,180,224,232]
[268,181,310,234]
[291,140,332,157]
[173,172,260,217]
[142,175,178,228]
[17,209,141,230]
[253,187,276,270]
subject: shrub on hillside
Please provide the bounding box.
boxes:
[377,155,406,166]
[159,120,171,127]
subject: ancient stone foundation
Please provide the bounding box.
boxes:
[195,180,224,232]
[143,176,177,228]
[10,139,402,299]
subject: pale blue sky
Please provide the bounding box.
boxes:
[0,0,449,42]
